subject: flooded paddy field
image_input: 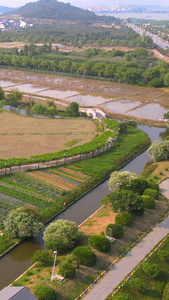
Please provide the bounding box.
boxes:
[0,69,169,120]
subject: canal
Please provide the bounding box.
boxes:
[0,125,168,289]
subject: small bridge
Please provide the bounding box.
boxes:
[80,108,106,120]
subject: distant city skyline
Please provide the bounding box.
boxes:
[0,0,169,8]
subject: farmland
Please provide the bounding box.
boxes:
[0,111,96,159]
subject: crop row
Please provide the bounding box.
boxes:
[58,167,89,180]
[0,182,52,208]
[8,172,61,199]
[28,171,76,191]
[48,169,83,184]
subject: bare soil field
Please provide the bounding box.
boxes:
[0,112,95,159]
[0,69,169,107]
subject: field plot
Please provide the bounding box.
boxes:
[27,170,82,191]
[0,165,90,228]
[0,112,96,159]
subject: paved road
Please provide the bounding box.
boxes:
[84,180,169,300]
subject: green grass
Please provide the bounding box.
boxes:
[106,238,169,300]
[72,126,150,176]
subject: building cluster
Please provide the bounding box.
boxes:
[0,19,33,31]
[88,6,169,14]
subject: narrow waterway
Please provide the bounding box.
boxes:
[0,125,168,289]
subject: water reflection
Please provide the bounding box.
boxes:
[126,103,168,120]
[3,105,61,119]
[99,99,141,113]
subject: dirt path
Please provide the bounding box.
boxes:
[152,49,169,62]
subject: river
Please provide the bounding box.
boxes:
[0,125,168,289]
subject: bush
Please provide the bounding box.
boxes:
[72,246,97,266]
[157,250,169,262]
[142,262,160,278]
[143,188,159,199]
[129,278,146,292]
[31,250,53,266]
[115,293,131,300]
[89,235,111,253]
[121,177,148,195]
[59,261,76,278]
[115,213,133,226]
[34,286,57,300]
[106,223,123,238]
[132,207,145,216]
[147,181,159,192]
[141,195,155,209]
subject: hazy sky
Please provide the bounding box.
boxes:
[1,0,169,8]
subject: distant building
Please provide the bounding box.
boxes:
[0,287,37,300]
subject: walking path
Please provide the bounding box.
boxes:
[84,179,169,300]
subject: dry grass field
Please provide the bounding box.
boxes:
[0,112,96,159]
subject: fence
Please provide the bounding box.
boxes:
[0,137,117,176]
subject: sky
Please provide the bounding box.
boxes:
[1,0,169,8]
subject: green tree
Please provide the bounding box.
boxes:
[108,190,144,213]
[34,286,57,300]
[4,207,44,239]
[0,86,5,100]
[7,89,23,105]
[148,140,169,162]
[31,250,53,266]
[164,73,169,87]
[43,219,82,253]
[108,171,138,193]
[66,101,79,117]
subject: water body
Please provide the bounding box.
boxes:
[3,105,61,119]
[0,124,168,290]
[101,12,169,21]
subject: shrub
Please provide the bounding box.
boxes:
[115,213,133,226]
[59,261,76,278]
[115,293,131,300]
[142,262,160,278]
[141,195,155,209]
[132,207,145,216]
[147,181,159,191]
[106,223,123,238]
[31,250,53,266]
[143,188,159,199]
[157,250,169,262]
[72,246,97,266]
[89,235,111,253]
[34,286,57,300]
[129,278,146,292]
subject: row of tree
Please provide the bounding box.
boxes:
[0,50,169,86]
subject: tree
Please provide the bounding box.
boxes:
[7,89,23,106]
[31,250,53,266]
[148,140,169,162]
[0,86,5,100]
[43,219,82,253]
[31,103,46,114]
[108,171,138,193]
[164,73,169,87]
[108,190,144,213]
[34,286,57,300]
[4,207,44,239]
[66,101,79,117]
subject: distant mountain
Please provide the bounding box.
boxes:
[0,6,15,13]
[8,0,101,22]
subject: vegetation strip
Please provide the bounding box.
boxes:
[75,211,169,300]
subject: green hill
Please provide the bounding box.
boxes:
[9,0,100,22]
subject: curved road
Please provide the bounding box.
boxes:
[84,180,169,300]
